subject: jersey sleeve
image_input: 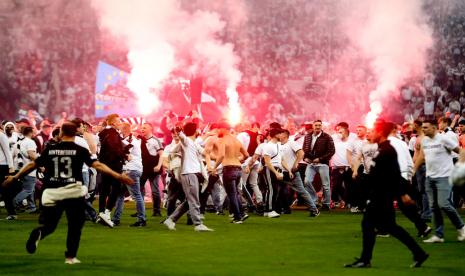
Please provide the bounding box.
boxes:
[80,147,96,167]
[34,148,48,167]
[263,144,274,157]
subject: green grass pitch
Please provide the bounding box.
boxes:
[1,204,465,275]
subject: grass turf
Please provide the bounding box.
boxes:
[1,204,465,275]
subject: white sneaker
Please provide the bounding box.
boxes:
[229,214,234,218]
[98,212,114,228]
[65,257,81,264]
[194,224,214,232]
[267,211,280,218]
[423,235,444,243]
[457,226,465,242]
[350,207,361,213]
[5,215,17,220]
[263,212,269,217]
[163,218,176,231]
[0,201,5,207]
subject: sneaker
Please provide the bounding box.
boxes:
[98,212,114,228]
[65,257,81,265]
[267,211,280,218]
[344,258,371,268]
[376,233,390,238]
[112,220,120,226]
[163,218,176,230]
[130,220,147,227]
[350,207,361,213]
[130,213,138,218]
[411,253,429,268]
[215,211,224,216]
[310,210,320,217]
[229,214,234,218]
[240,214,249,222]
[417,226,432,238]
[423,235,444,243]
[6,215,17,220]
[263,212,269,217]
[25,208,38,214]
[231,220,243,224]
[194,224,214,232]
[152,211,162,217]
[320,205,331,211]
[26,229,41,254]
[457,226,465,241]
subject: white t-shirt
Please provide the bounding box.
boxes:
[331,139,350,167]
[254,143,266,156]
[263,141,283,169]
[348,137,366,161]
[388,136,414,180]
[280,139,302,171]
[422,134,458,178]
[75,136,91,171]
[441,128,459,159]
[179,132,203,175]
[18,137,37,177]
[123,136,143,172]
[236,132,250,149]
[145,136,164,156]
[359,142,378,174]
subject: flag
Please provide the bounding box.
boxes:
[95,61,135,118]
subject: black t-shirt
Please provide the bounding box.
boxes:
[35,141,96,188]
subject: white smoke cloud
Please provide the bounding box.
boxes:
[341,0,433,126]
[91,0,243,119]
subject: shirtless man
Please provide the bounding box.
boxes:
[212,122,250,224]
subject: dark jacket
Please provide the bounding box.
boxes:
[98,127,125,171]
[302,131,335,165]
[367,140,403,207]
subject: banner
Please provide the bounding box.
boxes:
[95,61,137,118]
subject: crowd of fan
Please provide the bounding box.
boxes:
[2,0,465,125]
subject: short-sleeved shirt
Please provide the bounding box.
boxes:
[280,140,302,170]
[19,137,37,177]
[422,134,458,178]
[263,142,283,169]
[35,141,96,188]
[359,142,378,174]
[146,136,164,156]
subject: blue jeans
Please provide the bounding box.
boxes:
[286,171,318,212]
[304,164,331,207]
[223,166,243,220]
[113,170,146,222]
[425,176,465,238]
[14,175,36,210]
[415,165,432,220]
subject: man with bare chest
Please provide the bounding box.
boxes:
[212,122,250,223]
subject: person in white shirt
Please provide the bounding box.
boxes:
[260,128,291,218]
[388,124,431,238]
[13,127,38,213]
[347,125,367,212]
[0,127,16,219]
[163,130,185,216]
[414,120,465,243]
[163,122,213,232]
[330,124,352,208]
[280,129,319,217]
[237,123,264,214]
[112,122,146,227]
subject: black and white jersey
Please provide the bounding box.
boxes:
[35,141,96,188]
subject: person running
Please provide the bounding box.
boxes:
[2,122,133,264]
[345,120,429,268]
